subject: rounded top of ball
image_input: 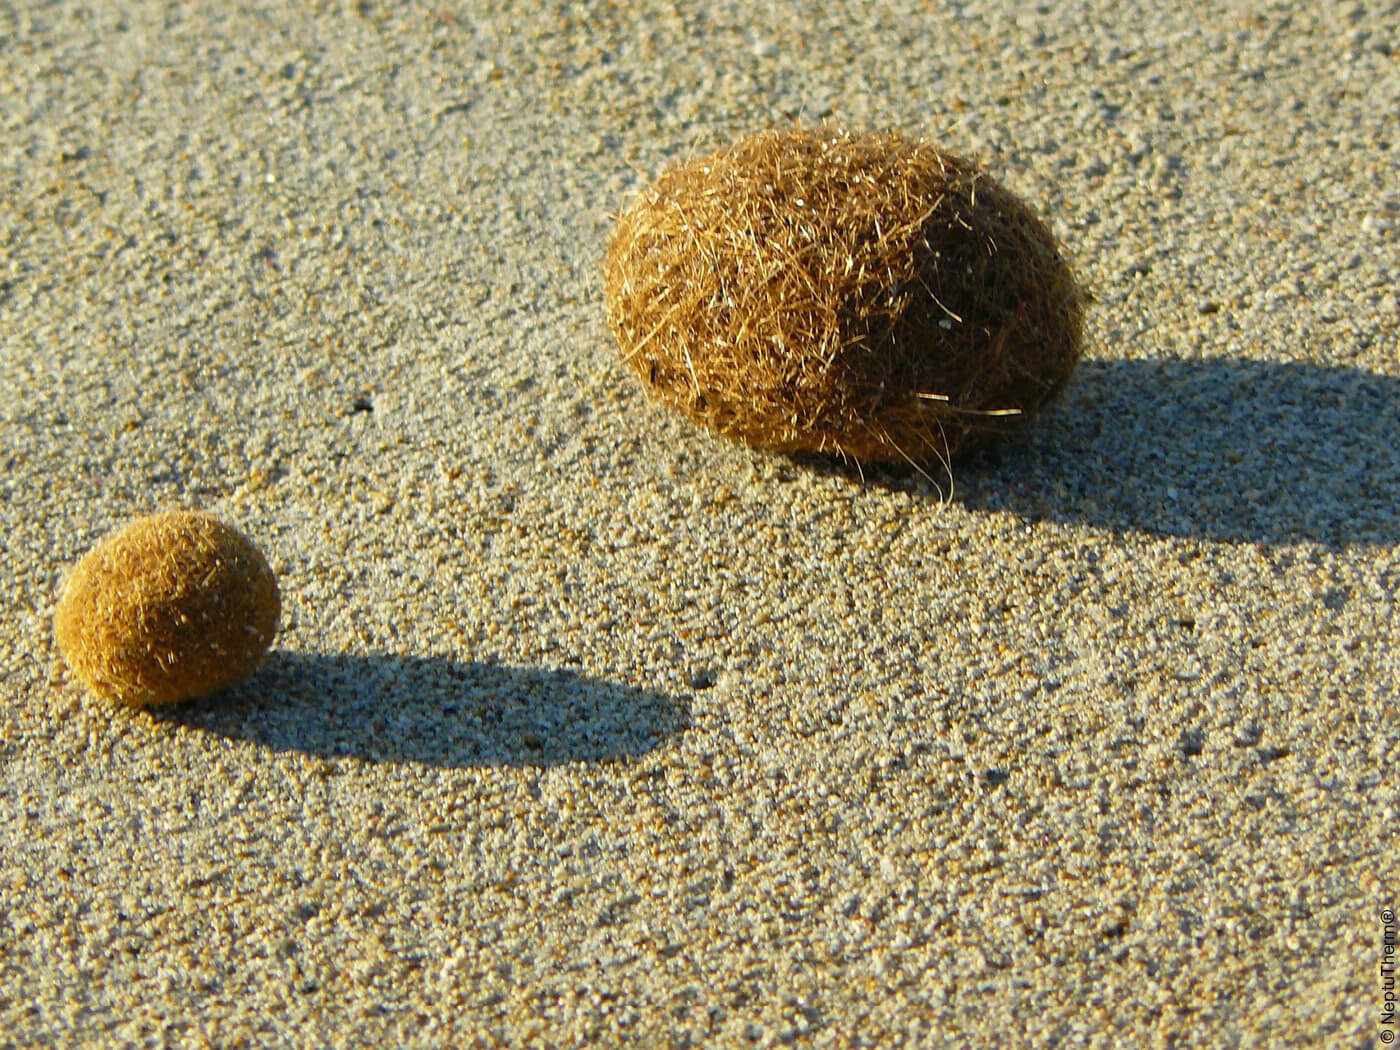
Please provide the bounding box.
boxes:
[54,510,280,708]
[604,127,1085,465]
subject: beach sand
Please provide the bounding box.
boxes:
[2,1,1396,1045]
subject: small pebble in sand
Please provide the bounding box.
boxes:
[54,510,280,708]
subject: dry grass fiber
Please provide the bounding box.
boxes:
[54,511,280,708]
[604,127,1085,466]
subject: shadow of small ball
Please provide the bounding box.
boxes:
[604,127,1085,466]
[54,511,280,708]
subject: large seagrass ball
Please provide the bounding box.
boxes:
[54,511,280,708]
[604,127,1085,465]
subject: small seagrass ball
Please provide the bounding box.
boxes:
[54,511,280,708]
[604,127,1085,464]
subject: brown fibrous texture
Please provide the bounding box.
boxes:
[603,127,1085,465]
[54,511,280,708]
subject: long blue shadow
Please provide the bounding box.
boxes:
[950,357,1399,546]
[157,652,689,768]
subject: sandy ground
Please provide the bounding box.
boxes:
[2,1,1397,1046]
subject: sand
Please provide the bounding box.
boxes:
[2,1,1396,1046]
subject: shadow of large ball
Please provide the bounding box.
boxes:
[604,128,1085,465]
[54,511,280,708]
